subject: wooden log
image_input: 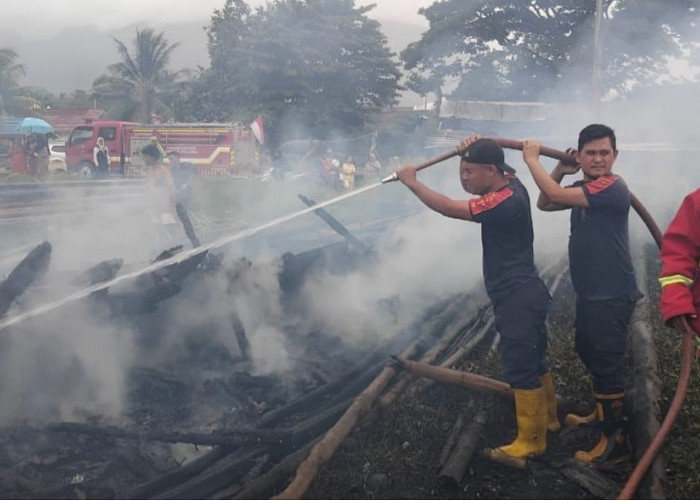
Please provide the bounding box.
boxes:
[438,404,488,491]
[378,313,472,408]
[153,399,353,500]
[271,338,425,499]
[232,437,322,500]
[627,257,666,499]
[438,414,464,470]
[125,446,233,499]
[395,358,513,399]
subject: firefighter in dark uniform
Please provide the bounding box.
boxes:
[522,124,641,466]
[396,137,557,465]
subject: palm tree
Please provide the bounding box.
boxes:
[92,28,181,124]
[0,48,42,117]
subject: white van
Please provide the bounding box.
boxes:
[48,141,67,171]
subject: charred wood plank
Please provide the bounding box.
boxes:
[0,241,51,317]
[232,437,322,500]
[271,330,440,499]
[256,349,389,428]
[557,459,621,499]
[125,446,233,499]
[297,194,368,253]
[230,314,251,361]
[438,402,488,492]
[438,414,464,470]
[45,422,291,447]
[151,400,353,500]
[72,258,123,287]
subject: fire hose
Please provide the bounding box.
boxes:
[383,137,694,499]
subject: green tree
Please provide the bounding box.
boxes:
[199,0,402,151]
[0,48,43,117]
[402,0,700,102]
[92,28,181,123]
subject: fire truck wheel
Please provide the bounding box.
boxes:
[77,161,94,178]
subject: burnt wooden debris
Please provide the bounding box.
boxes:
[0,235,669,500]
[297,194,369,254]
[0,241,51,317]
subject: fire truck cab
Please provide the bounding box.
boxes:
[65,121,260,177]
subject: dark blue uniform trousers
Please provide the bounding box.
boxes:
[575,295,637,395]
[493,280,552,390]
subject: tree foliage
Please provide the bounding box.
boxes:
[92,28,181,123]
[0,48,43,117]
[401,0,700,102]
[190,0,402,151]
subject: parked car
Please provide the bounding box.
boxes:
[49,141,67,171]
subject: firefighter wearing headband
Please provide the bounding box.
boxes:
[396,136,557,466]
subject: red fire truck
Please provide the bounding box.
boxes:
[65,121,261,177]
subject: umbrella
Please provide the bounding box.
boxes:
[15,117,54,134]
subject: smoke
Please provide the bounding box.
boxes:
[1,1,698,431]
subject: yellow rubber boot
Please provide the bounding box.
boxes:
[564,388,597,427]
[540,372,561,432]
[483,386,548,467]
[574,392,629,466]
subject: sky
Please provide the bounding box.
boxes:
[0,0,433,39]
[0,0,435,100]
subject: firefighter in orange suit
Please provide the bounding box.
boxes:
[396,137,557,466]
[659,187,700,348]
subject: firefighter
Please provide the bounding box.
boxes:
[396,137,557,466]
[149,136,166,160]
[659,187,700,345]
[143,143,177,248]
[521,124,642,466]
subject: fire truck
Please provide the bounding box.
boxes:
[65,121,261,177]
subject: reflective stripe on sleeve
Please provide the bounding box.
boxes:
[659,274,694,288]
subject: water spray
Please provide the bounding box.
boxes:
[0,181,384,332]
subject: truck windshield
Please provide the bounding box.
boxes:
[68,127,93,146]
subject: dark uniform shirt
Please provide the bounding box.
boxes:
[568,175,638,299]
[470,175,542,302]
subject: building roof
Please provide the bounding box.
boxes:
[0,117,25,137]
[439,98,562,122]
[41,108,105,137]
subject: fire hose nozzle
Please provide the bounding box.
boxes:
[382,172,399,184]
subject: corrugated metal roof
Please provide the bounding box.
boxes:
[0,117,25,137]
[439,98,561,122]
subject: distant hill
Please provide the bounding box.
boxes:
[0,18,425,104]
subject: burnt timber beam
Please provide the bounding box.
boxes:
[0,241,51,317]
[297,194,368,253]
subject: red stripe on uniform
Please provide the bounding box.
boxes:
[586,175,619,195]
[469,188,514,216]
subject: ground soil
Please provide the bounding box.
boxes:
[299,246,700,500]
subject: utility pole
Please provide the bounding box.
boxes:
[592,0,604,120]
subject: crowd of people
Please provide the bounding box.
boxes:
[317,149,392,190]
[394,123,698,469]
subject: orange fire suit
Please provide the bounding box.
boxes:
[659,187,700,344]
